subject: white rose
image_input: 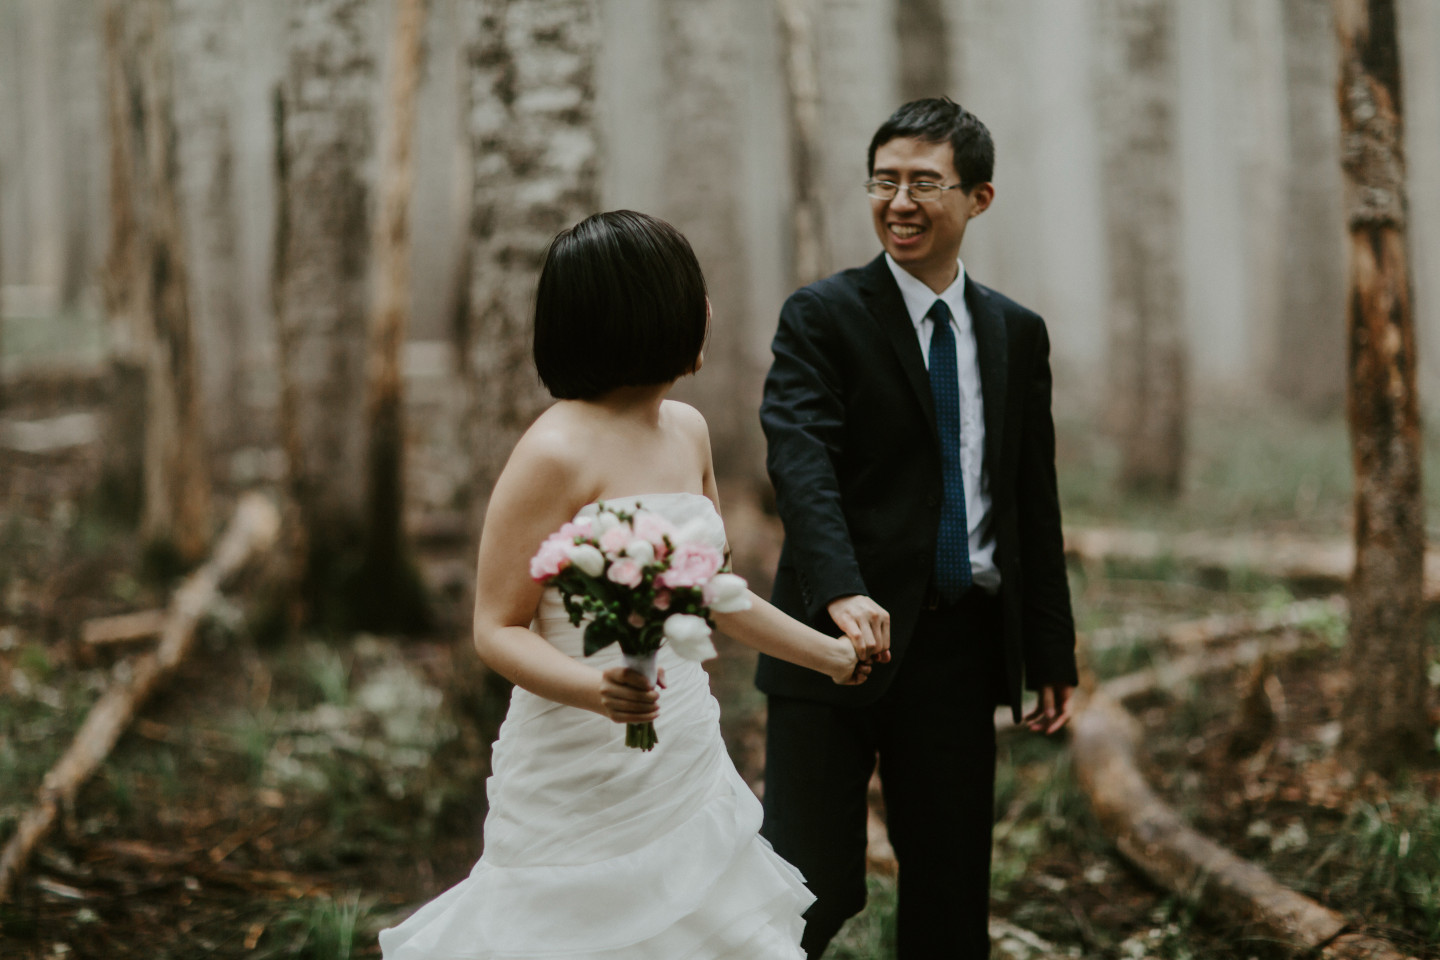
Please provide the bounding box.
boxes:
[592,512,622,536]
[624,539,656,565]
[566,543,606,578]
[704,572,751,613]
[663,613,716,662]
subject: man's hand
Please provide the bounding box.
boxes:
[1022,684,1074,735]
[827,595,892,664]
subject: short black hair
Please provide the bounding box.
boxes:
[867,97,994,190]
[533,210,709,400]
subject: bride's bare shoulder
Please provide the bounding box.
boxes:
[662,399,710,442]
[501,404,591,495]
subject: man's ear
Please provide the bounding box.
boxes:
[967,182,995,217]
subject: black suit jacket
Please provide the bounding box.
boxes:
[757,255,1078,720]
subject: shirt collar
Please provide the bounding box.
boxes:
[883,253,968,331]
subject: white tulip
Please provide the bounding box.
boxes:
[624,539,656,565]
[566,543,606,578]
[663,613,716,662]
[704,573,751,613]
[593,512,622,536]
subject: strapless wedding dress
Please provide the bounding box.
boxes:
[378,493,813,960]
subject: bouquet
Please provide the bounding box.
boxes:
[529,501,750,750]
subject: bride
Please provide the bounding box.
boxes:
[379,210,888,959]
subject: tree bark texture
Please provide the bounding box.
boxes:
[174,0,250,455]
[1334,0,1431,772]
[100,0,212,560]
[658,0,758,481]
[1273,0,1348,415]
[894,0,949,103]
[355,0,430,631]
[1095,0,1187,496]
[272,0,377,605]
[776,0,830,288]
[461,0,601,525]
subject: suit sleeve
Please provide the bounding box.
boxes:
[1017,320,1079,689]
[760,289,869,621]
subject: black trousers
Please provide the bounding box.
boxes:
[761,590,1006,960]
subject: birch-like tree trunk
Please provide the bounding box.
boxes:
[777,0,830,289]
[272,0,376,617]
[137,0,211,563]
[461,0,601,526]
[1334,0,1430,773]
[174,0,249,456]
[354,0,430,631]
[1271,0,1349,416]
[895,0,949,102]
[1095,0,1187,496]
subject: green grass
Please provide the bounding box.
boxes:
[264,891,378,960]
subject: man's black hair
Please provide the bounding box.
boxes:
[533,210,709,400]
[867,96,994,190]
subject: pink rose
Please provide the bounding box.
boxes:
[559,518,594,542]
[600,523,633,557]
[627,611,646,628]
[529,536,571,580]
[657,542,724,589]
[633,512,676,556]
[607,557,644,588]
[652,589,672,611]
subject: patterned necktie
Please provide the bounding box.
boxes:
[927,299,973,603]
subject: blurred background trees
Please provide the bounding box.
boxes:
[1,0,1439,673]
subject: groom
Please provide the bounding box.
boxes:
[758,97,1079,958]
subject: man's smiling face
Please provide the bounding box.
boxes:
[869,136,992,292]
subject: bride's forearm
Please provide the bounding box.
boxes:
[713,592,850,678]
[474,624,606,714]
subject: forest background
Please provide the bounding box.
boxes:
[1,1,1439,958]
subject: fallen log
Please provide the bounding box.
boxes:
[0,492,280,903]
[1065,526,1440,600]
[80,608,166,646]
[1071,689,1417,960]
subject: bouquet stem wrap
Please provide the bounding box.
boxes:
[621,651,660,751]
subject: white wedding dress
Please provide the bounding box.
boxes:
[378,493,813,960]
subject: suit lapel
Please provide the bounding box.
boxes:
[966,276,1007,477]
[858,256,938,440]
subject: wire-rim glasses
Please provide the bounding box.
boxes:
[864,179,966,203]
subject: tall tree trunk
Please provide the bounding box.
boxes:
[461,0,601,528]
[354,0,431,632]
[895,0,949,102]
[99,0,212,558]
[776,0,830,288]
[658,0,756,480]
[174,0,249,457]
[137,0,212,563]
[271,0,377,621]
[1272,0,1348,416]
[1095,0,1187,496]
[1334,0,1430,774]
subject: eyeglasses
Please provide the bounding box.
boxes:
[864,179,966,203]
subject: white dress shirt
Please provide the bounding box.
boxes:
[884,254,1000,590]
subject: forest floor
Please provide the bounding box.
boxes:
[1,378,1439,959]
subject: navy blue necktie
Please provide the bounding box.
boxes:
[927,299,973,602]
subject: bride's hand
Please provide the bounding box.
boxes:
[826,637,872,686]
[597,665,666,724]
